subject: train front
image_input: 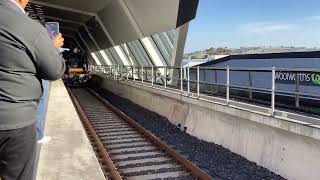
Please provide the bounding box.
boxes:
[62,48,92,87]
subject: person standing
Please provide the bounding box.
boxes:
[36,80,50,143]
[0,0,65,179]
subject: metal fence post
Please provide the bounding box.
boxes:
[215,70,218,93]
[249,71,253,100]
[164,66,167,88]
[187,67,190,95]
[133,66,136,82]
[113,65,116,80]
[117,65,119,78]
[271,67,276,116]
[226,66,230,104]
[117,65,121,80]
[180,66,183,94]
[126,66,129,80]
[142,66,144,83]
[119,66,123,80]
[197,66,200,97]
[112,65,114,77]
[114,65,116,80]
[114,65,116,79]
[295,73,300,107]
[151,66,154,86]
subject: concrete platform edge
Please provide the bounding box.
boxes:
[36,80,105,180]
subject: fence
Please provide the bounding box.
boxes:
[90,65,320,116]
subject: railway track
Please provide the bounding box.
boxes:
[68,88,211,180]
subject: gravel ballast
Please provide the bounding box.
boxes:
[92,87,285,180]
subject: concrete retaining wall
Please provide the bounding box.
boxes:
[93,77,320,180]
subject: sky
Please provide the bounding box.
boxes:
[184,0,320,53]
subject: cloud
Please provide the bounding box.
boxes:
[239,22,297,34]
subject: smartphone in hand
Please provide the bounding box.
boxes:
[45,22,60,39]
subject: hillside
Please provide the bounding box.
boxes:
[185,47,320,59]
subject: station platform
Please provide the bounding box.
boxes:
[36,80,105,180]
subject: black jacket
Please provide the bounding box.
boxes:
[0,0,65,130]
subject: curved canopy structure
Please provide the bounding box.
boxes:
[27,0,199,66]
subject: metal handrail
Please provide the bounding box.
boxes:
[89,65,320,116]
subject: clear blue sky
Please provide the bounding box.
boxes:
[184,0,320,53]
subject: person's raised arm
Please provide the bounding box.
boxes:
[52,33,64,49]
[31,30,66,80]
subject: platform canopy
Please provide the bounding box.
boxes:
[27,0,199,66]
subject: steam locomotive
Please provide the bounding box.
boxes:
[62,48,92,87]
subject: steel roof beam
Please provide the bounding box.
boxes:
[63,34,85,53]
[28,12,83,25]
[30,0,96,16]
[29,12,103,60]
[77,32,99,65]
[59,26,79,32]
[29,1,115,46]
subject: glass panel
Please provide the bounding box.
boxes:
[127,40,153,66]
[114,45,131,66]
[98,52,109,65]
[99,50,113,65]
[166,29,176,44]
[152,32,174,64]
[90,52,102,65]
[104,49,117,65]
[108,48,124,65]
[161,32,174,50]
[141,37,167,67]
[121,44,139,66]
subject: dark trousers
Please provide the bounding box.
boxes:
[0,123,36,180]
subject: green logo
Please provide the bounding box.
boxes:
[311,74,320,85]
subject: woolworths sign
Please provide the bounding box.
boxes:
[275,72,320,86]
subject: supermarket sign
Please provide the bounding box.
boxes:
[275,72,320,86]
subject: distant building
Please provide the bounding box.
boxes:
[190,51,320,95]
[198,51,320,69]
[208,55,229,61]
[181,54,229,67]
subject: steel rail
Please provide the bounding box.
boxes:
[86,88,212,180]
[68,87,212,179]
[67,88,122,180]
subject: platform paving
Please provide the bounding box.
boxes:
[36,80,105,180]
